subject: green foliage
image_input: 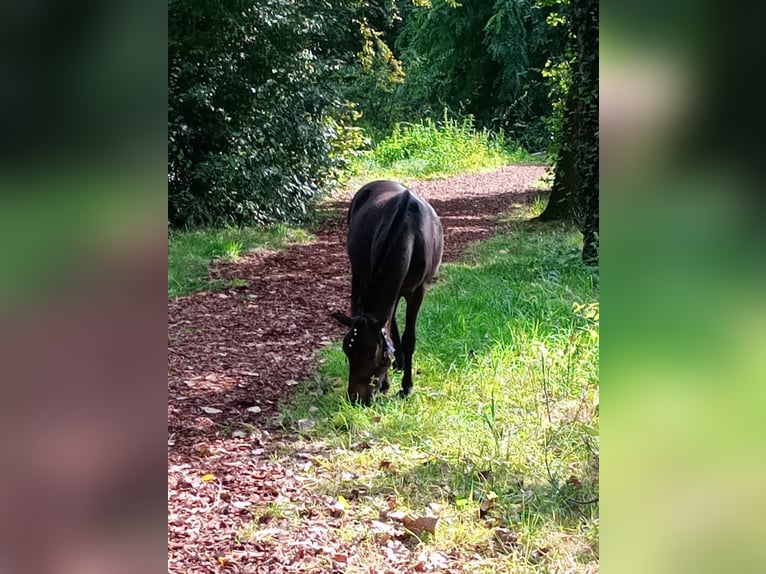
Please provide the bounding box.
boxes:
[168,0,376,228]
[349,0,567,152]
[322,104,372,188]
[281,217,599,569]
[168,0,575,229]
[352,115,535,180]
[168,225,311,298]
[484,0,567,150]
[168,0,573,228]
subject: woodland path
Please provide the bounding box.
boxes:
[168,166,547,573]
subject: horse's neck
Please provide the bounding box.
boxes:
[360,283,400,324]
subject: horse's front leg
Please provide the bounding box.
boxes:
[399,286,424,397]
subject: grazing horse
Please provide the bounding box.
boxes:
[332,180,444,405]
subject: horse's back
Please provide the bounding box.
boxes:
[348,180,407,223]
[347,181,443,290]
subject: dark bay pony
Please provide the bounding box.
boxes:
[332,180,444,405]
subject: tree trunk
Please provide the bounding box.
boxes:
[573,0,598,265]
[539,0,598,265]
[537,91,576,222]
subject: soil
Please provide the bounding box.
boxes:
[168,166,548,573]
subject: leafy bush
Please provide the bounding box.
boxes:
[348,0,567,153]
[168,0,368,228]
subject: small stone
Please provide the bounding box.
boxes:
[295,419,316,433]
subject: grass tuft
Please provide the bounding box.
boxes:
[168,224,312,298]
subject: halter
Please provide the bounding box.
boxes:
[382,328,395,358]
[368,328,396,388]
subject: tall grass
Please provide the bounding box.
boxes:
[168,225,311,298]
[351,115,537,181]
[277,217,599,572]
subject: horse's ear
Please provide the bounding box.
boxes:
[331,311,353,327]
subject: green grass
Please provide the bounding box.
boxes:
[168,224,312,298]
[351,115,540,181]
[279,215,599,571]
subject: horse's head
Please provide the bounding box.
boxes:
[331,312,394,405]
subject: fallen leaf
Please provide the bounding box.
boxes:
[231,430,248,439]
[329,500,346,518]
[530,546,550,563]
[566,475,582,488]
[370,520,394,533]
[414,550,448,571]
[494,527,519,550]
[200,406,222,414]
[201,473,216,482]
[387,510,408,522]
[246,405,262,414]
[403,514,438,535]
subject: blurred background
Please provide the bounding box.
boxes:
[602,0,766,572]
[0,0,166,572]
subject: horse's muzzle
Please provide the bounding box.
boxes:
[347,382,375,406]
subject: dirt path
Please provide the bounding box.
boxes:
[168,166,547,573]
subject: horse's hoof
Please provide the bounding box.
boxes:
[397,387,412,398]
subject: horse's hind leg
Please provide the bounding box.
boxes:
[390,300,404,370]
[399,286,425,398]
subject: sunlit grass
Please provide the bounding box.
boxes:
[280,213,599,571]
[351,116,541,181]
[168,224,312,298]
